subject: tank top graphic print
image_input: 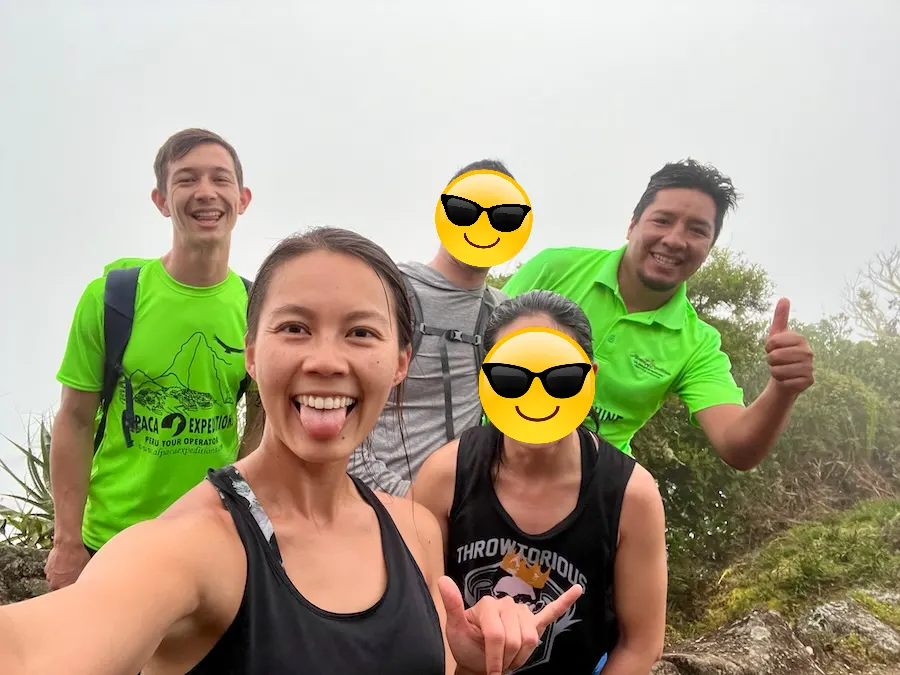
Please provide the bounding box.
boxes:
[445,425,635,673]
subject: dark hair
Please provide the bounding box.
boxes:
[153,128,244,194]
[245,226,413,351]
[242,227,414,481]
[485,290,594,360]
[449,158,514,184]
[632,158,740,242]
[483,290,601,474]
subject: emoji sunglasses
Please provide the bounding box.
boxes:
[441,194,531,232]
[481,362,591,399]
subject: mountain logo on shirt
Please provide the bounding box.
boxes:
[126,331,241,415]
[120,331,243,455]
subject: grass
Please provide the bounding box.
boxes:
[697,498,900,633]
[852,591,900,631]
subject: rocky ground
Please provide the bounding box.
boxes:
[0,544,48,605]
[2,543,898,674]
[652,589,900,675]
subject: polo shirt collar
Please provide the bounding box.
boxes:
[594,245,687,330]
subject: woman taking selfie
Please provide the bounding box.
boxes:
[0,229,580,675]
[413,290,667,674]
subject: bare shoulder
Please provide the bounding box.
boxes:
[379,495,444,577]
[623,463,664,509]
[619,463,666,541]
[379,494,442,546]
[421,438,461,475]
[409,438,460,496]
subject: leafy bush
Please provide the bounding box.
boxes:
[630,248,900,631]
[0,415,54,549]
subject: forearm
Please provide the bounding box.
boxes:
[721,379,797,470]
[49,413,94,546]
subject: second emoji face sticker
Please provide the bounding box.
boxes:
[479,328,595,444]
[435,169,533,268]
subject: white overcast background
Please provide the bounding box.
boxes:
[1,0,898,492]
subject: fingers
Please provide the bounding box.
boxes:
[438,575,466,626]
[535,583,583,633]
[506,603,541,672]
[766,344,814,366]
[477,598,512,675]
[769,362,813,381]
[462,584,584,674]
[765,330,811,354]
[769,297,791,337]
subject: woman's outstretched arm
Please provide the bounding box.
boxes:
[0,511,220,675]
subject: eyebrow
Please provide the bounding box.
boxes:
[270,304,389,323]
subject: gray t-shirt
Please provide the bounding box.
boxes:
[347,261,507,496]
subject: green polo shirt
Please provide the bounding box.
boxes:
[501,245,745,454]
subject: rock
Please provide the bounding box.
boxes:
[0,544,49,605]
[860,590,900,608]
[656,609,822,675]
[797,599,900,660]
[650,661,682,674]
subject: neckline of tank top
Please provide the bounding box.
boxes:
[486,426,601,542]
[223,466,402,622]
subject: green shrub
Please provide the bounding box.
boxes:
[702,499,900,631]
[0,414,54,549]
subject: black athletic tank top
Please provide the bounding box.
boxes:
[188,466,446,675]
[445,425,635,674]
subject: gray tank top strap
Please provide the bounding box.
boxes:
[206,466,282,562]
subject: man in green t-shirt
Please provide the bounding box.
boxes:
[502,159,814,471]
[45,128,263,591]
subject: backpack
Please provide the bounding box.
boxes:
[402,271,499,443]
[92,267,253,453]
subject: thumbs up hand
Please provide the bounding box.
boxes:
[440,575,583,675]
[765,298,815,396]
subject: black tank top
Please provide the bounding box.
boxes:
[445,425,635,674]
[188,466,446,675]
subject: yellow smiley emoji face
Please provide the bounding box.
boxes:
[479,327,595,444]
[435,169,533,268]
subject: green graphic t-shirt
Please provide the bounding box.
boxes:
[57,258,251,550]
[502,245,745,454]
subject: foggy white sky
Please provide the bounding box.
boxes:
[1,0,898,487]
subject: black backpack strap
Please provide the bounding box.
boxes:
[471,287,497,369]
[236,276,253,403]
[403,274,425,359]
[95,267,141,453]
[471,287,499,426]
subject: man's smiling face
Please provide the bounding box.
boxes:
[152,142,251,246]
[623,187,717,292]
